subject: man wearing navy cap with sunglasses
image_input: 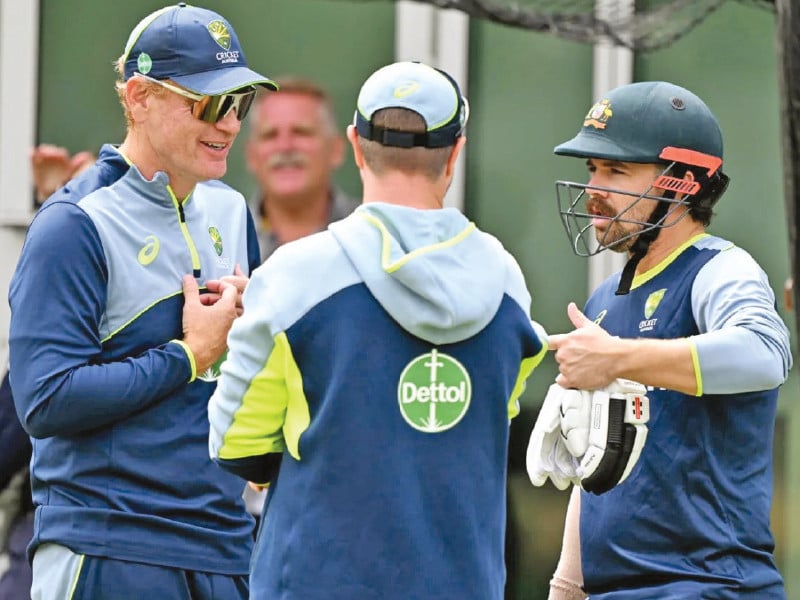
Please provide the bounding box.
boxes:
[8,4,276,598]
[208,61,549,599]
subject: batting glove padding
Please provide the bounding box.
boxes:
[565,378,650,495]
[527,379,649,494]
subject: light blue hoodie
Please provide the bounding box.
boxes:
[209,202,547,600]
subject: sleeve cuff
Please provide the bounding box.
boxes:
[170,340,197,382]
[688,338,703,397]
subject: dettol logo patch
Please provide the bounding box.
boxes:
[397,349,472,433]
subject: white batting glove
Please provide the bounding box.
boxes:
[526,383,581,490]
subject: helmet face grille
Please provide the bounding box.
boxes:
[554,164,691,258]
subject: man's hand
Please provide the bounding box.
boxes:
[181,275,238,373]
[203,264,248,316]
[548,302,621,390]
[31,144,95,203]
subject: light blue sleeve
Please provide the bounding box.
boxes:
[208,259,286,464]
[209,232,363,470]
[691,245,792,394]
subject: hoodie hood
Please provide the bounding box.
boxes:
[329,203,524,345]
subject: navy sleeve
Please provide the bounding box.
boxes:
[0,371,31,490]
[214,453,282,486]
[8,202,191,439]
[245,205,261,274]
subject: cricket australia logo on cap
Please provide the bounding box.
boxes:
[207,20,231,49]
[207,20,240,64]
[584,99,612,129]
[397,349,471,433]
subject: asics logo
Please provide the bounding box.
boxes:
[138,235,160,266]
[393,81,419,99]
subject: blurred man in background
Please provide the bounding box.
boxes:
[246,76,358,260]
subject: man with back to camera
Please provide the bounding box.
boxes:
[529,81,792,599]
[8,4,278,598]
[242,76,359,521]
[208,60,549,599]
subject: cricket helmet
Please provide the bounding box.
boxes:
[553,81,730,294]
[553,81,729,265]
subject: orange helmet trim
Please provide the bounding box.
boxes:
[652,175,701,195]
[659,146,722,177]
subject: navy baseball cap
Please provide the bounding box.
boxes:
[121,3,278,95]
[354,61,469,148]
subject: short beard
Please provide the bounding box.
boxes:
[596,224,638,254]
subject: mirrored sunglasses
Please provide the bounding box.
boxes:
[134,73,256,123]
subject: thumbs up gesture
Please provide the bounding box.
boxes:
[548,302,621,390]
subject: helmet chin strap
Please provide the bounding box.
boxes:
[614,193,674,296]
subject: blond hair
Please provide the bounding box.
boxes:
[113,54,167,128]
